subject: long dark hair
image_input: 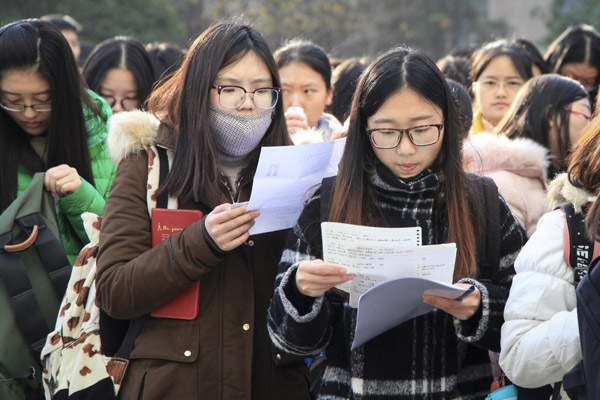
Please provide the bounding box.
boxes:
[83,36,156,109]
[545,25,600,86]
[275,39,332,89]
[566,114,600,240]
[329,47,477,280]
[470,40,533,93]
[0,19,96,211]
[496,74,588,172]
[148,20,290,206]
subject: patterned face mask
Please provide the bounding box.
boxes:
[209,107,274,157]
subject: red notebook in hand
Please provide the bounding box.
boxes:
[150,208,203,320]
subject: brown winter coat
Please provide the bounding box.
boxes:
[95,111,310,400]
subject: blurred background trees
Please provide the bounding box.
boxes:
[1,0,597,60]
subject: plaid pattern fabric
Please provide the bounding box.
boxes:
[268,166,527,399]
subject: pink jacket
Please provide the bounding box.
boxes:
[463,133,550,236]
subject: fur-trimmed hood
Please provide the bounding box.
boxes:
[463,133,550,180]
[107,110,160,166]
[547,172,596,212]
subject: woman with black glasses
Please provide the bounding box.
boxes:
[0,18,114,399]
[83,36,156,114]
[0,19,115,261]
[267,47,527,399]
[95,20,310,399]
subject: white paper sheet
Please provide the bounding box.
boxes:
[351,277,469,349]
[321,222,456,307]
[246,138,346,235]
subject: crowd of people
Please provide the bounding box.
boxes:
[2,11,600,400]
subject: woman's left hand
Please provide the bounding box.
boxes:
[422,283,481,320]
[44,164,82,197]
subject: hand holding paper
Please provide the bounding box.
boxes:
[205,203,259,251]
[295,259,354,297]
[423,283,480,320]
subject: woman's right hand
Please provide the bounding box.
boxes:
[295,259,354,297]
[204,203,259,251]
[285,113,310,137]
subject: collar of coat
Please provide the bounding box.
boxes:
[462,133,550,180]
[547,172,595,212]
[107,110,174,166]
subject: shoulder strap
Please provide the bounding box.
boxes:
[556,203,600,285]
[105,146,172,360]
[155,146,170,209]
[471,175,501,272]
[320,176,336,221]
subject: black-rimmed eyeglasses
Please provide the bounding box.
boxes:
[211,85,280,110]
[100,95,140,111]
[367,124,444,148]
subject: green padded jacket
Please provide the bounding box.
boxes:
[16,90,116,264]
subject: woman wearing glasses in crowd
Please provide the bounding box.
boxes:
[95,21,310,399]
[83,36,156,114]
[0,19,115,263]
[463,74,590,236]
[469,40,533,134]
[545,24,600,110]
[267,47,527,399]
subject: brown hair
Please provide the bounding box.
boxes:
[329,47,477,281]
[148,20,290,205]
[568,114,600,240]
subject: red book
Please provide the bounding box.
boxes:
[150,208,203,320]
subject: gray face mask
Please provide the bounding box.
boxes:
[210,107,274,157]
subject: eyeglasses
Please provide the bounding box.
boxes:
[100,95,140,111]
[211,85,280,110]
[0,101,52,112]
[476,79,524,92]
[367,124,444,148]
[563,107,592,121]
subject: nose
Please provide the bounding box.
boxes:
[112,99,125,113]
[22,106,38,119]
[238,92,255,110]
[396,132,416,155]
[495,82,507,97]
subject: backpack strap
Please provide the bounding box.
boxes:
[468,174,501,273]
[320,176,336,221]
[556,203,600,285]
[155,146,170,209]
[481,176,501,271]
[111,146,172,359]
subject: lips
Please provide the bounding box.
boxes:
[22,121,41,128]
[492,102,509,108]
[398,164,417,173]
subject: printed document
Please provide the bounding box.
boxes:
[247,138,345,235]
[321,222,457,307]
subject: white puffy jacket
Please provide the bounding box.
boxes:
[500,173,595,391]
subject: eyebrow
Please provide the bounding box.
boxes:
[99,87,137,94]
[216,76,272,85]
[371,115,439,124]
[480,74,523,80]
[1,89,51,96]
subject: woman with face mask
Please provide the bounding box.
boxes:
[94,20,310,400]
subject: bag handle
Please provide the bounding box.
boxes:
[4,224,38,252]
